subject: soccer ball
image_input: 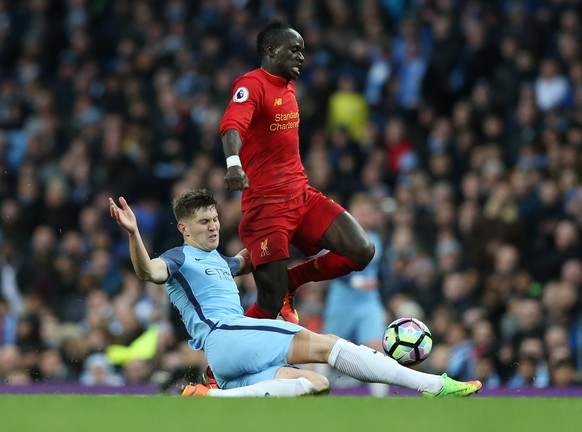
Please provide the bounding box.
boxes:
[382,317,433,366]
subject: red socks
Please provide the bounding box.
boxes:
[245,303,277,319]
[287,252,364,292]
[245,253,365,317]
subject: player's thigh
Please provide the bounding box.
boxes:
[317,212,372,260]
[287,329,339,364]
[292,190,345,256]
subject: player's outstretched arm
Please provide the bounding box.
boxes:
[220,248,253,277]
[109,197,169,284]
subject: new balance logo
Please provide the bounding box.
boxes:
[274,98,282,106]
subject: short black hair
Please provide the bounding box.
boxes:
[256,21,293,57]
[172,189,219,222]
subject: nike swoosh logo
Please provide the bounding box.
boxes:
[194,258,203,261]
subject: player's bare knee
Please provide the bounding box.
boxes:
[319,333,340,361]
[351,237,375,266]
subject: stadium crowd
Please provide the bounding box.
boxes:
[1,0,582,390]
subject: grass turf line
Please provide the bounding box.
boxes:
[0,395,581,432]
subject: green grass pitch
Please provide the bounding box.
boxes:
[1,395,581,432]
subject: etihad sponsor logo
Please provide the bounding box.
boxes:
[205,267,233,280]
[270,110,299,131]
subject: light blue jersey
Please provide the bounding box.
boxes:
[160,245,244,350]
[160,244,303,388]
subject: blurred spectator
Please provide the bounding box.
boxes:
[541,280,578,327]
[0,0,581,390]
[474,355,502,388]
[0,345,22,383]
[326,73,369,143]
[444,320,474,382]
[544,325,570,355]
[548,347,581,387]
[531,219,582,283]
[534,57,570,112]
[392,38,427,114]
[506,337,550,388]
[0,243,23,345]
[421,12,461,114]
[323,194,388,396]
[80,352,123,386]
[36,348,71,383]
[383,117,416,181]
[122,359,153,385]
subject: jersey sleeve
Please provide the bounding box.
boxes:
[219,75,263,138]
[219,253,241,277]
[159,247,185,278]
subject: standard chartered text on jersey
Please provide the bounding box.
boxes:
[270,120,299,131]
[274,111,299,121]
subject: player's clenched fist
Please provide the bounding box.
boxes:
[224,166,249,191]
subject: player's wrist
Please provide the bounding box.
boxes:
[226,155,242,168]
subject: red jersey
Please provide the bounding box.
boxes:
[220,68,309,211]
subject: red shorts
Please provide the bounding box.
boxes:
[238,187,345,267]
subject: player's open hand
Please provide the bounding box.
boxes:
[224,166,250,191]
[109,196,138,234]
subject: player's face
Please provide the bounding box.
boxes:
[181,206,220,252]
[272,29,305,80]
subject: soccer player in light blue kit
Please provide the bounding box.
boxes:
[109,189,481,397]
[323,194,388,396]
[324,194,387,350]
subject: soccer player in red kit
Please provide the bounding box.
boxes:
[220,21,374,324]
